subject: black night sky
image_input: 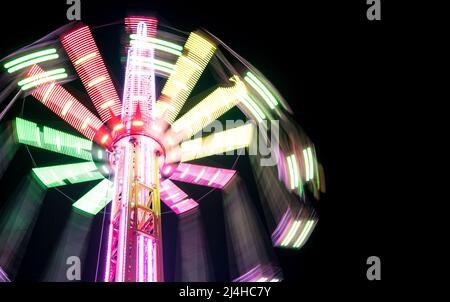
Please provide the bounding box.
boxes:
[0,0,411,297]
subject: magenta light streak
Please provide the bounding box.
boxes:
[169,163,236,188]
[117,143,132,282]
[159,179,198,214]
[104,223,113,281]
[138,235,144,282]
[147,237,155,281]
[104,155,121,282]
[271,210,292,246]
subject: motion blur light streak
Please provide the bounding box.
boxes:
[4,48,59,73]
[61,25,122,125]
[0,175,46,280]
[32,162,104,188]
[26,65,109,144]
[72,179,113,215]
[223,177,281,282]
[42,212,93,281]
[0,124,19,179]
[0,14,323,281]
[156,31,216,124]
[168,123,254,163]
[175,208,211,281]
[14,118,93,160]
[170,163,236,188]
[0,266,10,282]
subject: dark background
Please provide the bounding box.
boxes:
[0,0,410,296]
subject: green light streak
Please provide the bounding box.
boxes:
[293,220,315,248]
[72,179,113,215]
[130,34,183,51]
[130,40,182,56]
[244,75,275,109]
[286,155,296,190]
[32,162,103,188]
[303,148,310,181]
[155,65,175,74]
[245,72,278,107]
[281,220,301,246]
[307,147,314,181]
[18,68,66,86]
[21,73,67,90]
[4,48,56,69]
[14,117,92,160]
[8,54,59,73]
[242,94,266,122]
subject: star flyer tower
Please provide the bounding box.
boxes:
[104,20,164,282]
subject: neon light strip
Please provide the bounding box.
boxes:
[61,100,73,116]
[138,235,144,282]
[307,147,314,181]
[208,170,220,186]
[156,31,216,124]
[121,21,157,124]
[14,117,93,160]
[21,73,68,90]
[8,54,60,73]
[74,52,97,65]
[130,40,182,56]
[170,76,246,141]
[291,154,300,187]
[281,220,301,246]
[293,220,315,248]
[245,72,278,108]
[42,82,55,103]
[32,162,103,188]
[87,76,106,87]
[170,163,236,188]
[303,149,310,181]
[18,68,66,86]
[159,179,198,214]
[27,65,107,141]
[4,48,57,69]
[61,25,122,124]
[147,237,155,281]
[130,34,183,51]
[194,169,205,183]
[286,155,296,190]
[241,94,266,122]
[168,123,254,163]
[72,179,114,215]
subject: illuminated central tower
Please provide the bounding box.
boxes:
[104,20,164,282]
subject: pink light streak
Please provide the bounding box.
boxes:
[169,163,236,188]
[159,179,198,214]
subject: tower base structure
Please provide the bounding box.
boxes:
[104,134,164,282]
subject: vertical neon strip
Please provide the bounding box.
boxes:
[291,154,299,187]
[104,223,113,281]
[307,147,314,181]
[281,220,301,246]
[138,235,144,282]
[303,149,310,181]
[147,237,154,281]
[286,155,295,190]
[293,220,315,248]
[121,21,157,125]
